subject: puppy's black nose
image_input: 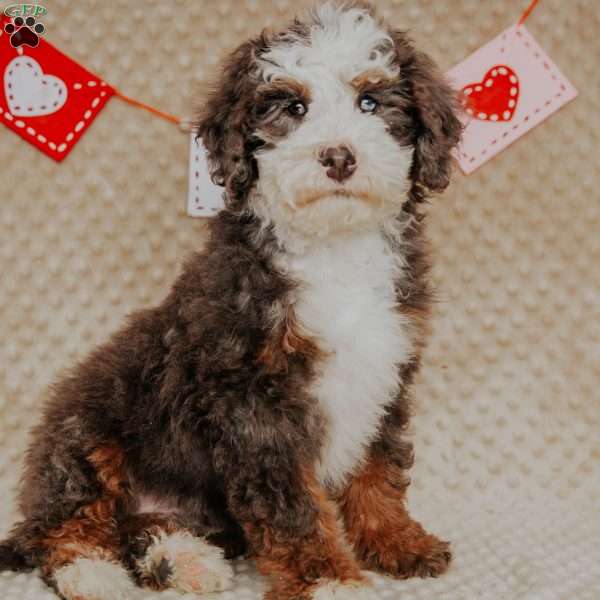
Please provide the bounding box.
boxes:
[318,145,357,183]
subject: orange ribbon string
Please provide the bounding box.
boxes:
[113,89,181,125]
[518,0,540,26]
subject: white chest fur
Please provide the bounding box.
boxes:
[281,230,413,488]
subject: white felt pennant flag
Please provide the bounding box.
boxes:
[187,134,225,217]
[447,25,578,174]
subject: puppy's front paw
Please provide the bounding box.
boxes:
[312,578,373,600]
[137,530,234,593]
[363,534,451,579]
[265,575,371,600]
[396,537,451,579]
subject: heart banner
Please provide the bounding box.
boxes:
[0,1,581,208]
[447,24,577,174]
[0,14,115,161]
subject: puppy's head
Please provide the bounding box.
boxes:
[197,1,461,239]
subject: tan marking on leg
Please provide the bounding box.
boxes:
[244,466,364,600]
[339,457,451,578]
[256,305,324,374]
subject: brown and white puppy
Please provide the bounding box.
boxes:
[0,2,461,599]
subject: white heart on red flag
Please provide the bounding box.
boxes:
[0,14,115,161]
[4,56,68,116]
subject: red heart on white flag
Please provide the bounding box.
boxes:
[460,65,519,122]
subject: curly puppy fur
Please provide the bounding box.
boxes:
[0,2,461,599]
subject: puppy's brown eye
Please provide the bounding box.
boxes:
[359,94,378,113]
[287,101,307,117]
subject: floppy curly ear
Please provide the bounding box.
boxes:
[195,38,265,213]
[394,34,463,203]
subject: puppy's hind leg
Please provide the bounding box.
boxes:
[41,447,138,600]
[121,513,234,594]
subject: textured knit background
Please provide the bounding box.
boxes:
[1,1,599,599]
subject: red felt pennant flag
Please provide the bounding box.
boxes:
[0,15,115,161]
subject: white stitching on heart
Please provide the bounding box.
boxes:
[462,67,519,122]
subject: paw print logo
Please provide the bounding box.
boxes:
[3,16,46,48]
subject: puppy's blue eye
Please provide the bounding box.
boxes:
[288,101,307,116]
[359,95,378,113]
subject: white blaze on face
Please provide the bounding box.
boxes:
[260,5,398,84]
[252,4,414,245]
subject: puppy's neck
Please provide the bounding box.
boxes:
[251,192,405,257]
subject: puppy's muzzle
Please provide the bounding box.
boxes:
[318,145,357,183]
